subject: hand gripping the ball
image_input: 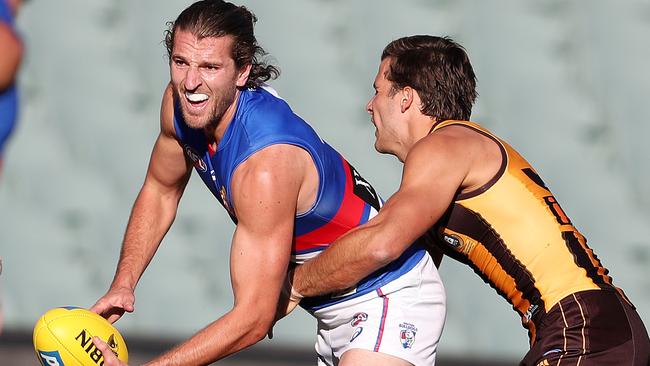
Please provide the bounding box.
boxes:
[33,307,129,365]
[93,336,129,366]
[91,286,136,324]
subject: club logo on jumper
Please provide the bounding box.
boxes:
[38,350,65,366]
[350,312,368,327]
[350,327,363,343]
[399,322,417,349]
[184,145,207,172]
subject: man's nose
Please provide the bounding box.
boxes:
[366,97,374,114]
[184,66,202,91]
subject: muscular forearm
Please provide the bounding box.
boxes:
[144,306,270,366]
[293,223,398,297]
[111,185,180,290]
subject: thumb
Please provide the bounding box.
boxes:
[123,302,135,313]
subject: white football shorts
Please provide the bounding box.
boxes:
[312,252,446,365]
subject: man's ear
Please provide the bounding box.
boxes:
[400,87,414,113]
[236,64,253,88]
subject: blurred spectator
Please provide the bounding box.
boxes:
[0,0,24,178]
[0,0,24,334]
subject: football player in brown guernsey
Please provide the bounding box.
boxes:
[276,35,650,365]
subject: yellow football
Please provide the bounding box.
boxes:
[33,307,129,366]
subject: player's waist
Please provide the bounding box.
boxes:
[522,285,629,334]
[528,287,635,346]
[298,244,426,311]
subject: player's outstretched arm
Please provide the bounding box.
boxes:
[291,133,470,298]
[92,85,192,323]
[124,145,304,365]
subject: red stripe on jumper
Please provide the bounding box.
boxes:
[294,156,365,251]
[373,288,389,352]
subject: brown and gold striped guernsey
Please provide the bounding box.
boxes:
[430,120,628,344]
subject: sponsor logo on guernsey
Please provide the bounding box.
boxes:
[399,322,417,349]
[38,350,65,366]
[183,145,207,172]
[442,234,462,249]
[350,312,368,327]
[441,233,475,255]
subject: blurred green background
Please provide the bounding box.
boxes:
[1,0,649,364]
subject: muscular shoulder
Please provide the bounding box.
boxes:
[407,124,502,192]
[159,84,177,138]
[406,127,468,168]
[234,144,311,185]
[230,144,312,216]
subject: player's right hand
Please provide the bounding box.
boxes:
[90,286,135,324]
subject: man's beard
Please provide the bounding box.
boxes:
[173,85,238,130]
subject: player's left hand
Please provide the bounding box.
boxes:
[93,336,129,366]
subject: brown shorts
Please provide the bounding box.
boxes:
[520,289,650,366]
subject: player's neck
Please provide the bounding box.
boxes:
[406,115,437,148]
[208,90,241,147]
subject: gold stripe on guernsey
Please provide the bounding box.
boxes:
[431,120,615,330]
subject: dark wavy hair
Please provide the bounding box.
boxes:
[164,0,279,89]
[382,35,477,121]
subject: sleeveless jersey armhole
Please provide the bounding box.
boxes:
[434,122,508,200]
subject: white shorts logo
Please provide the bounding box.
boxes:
[399,322,418,349]
[400,329,416,349]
